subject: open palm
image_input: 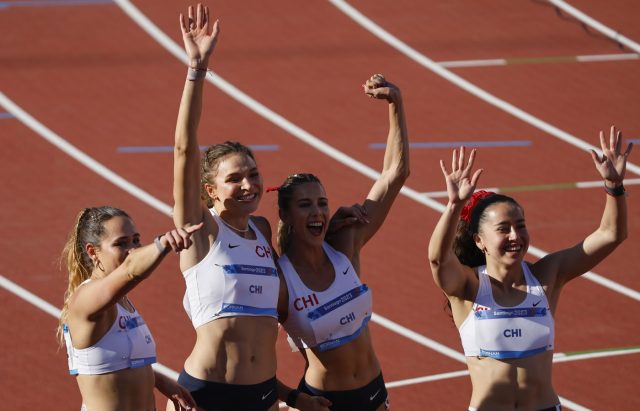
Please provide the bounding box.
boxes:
[180,4,220,69]
[440,147,483,204]
[591,126,633,184]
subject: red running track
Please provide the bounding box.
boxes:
[0,0,638,409]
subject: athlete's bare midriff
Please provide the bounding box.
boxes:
[184,315,278,384]
[77,366,155,411]
[304,328,381,391]
[467,351,559,410]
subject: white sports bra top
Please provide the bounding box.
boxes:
[281,242,372,352]
[182,209,280,329]
[64,292,156,375]
[458,262,554,359]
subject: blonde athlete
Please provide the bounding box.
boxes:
[428,127,632,410]
[58,206,199,411]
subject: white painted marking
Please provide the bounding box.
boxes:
[439,58,506,68]
[438,53,638,68]
[576,53,639,63]
[0,93,172,216]
[328,0,640,177]
[547,0,640,54]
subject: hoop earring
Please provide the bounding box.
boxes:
[95,258,105,272]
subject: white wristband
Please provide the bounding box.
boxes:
[187,67,207,81]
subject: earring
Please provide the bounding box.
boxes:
[95,258,105,272]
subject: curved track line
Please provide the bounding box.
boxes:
[108,1,640,302]
[0,95,171,216]
[548,0,640,54]
[328,0,640,177]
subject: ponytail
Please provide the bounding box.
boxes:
[56,206,129,345]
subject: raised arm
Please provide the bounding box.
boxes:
[333,74,410,255]
[428,148,482,297]
[173,4,219,228]
[535,126,632,286]
[71,224,202,321]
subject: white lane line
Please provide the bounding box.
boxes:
[421,178,640,197]
[577,53,640,63]
[547,0,640,54]
[108,1,640,302]
[328,0,640,177]
[0,94,172,216]
[385,346,640,389]
[385,369,470,389]
[553,347,640,363]
[438,53,639,68]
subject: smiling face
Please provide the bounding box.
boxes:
[474,201,529,266]
[206,153,263,215]
[281,182,329,247]
[89,216,141,276]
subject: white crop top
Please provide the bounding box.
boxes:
[182,210,280,329]
[64,302,156,375]
[281,242,372,352]
[458,262,554,359]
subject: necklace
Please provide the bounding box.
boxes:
[220,217,250,233]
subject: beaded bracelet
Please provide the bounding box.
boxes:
[604,183,625,197]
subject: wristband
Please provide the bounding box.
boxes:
[187,67,208,81]
[154,235,169,255]
[286,389,300,408]
[604,183,625,197]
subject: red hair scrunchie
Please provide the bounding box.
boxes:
[265,186,281,193]
[460,190,495,223]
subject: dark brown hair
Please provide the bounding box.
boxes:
[453,194,522,267]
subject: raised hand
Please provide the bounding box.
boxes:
[179,3,220,69]
[363,74,401,103]
[590,125,633,185]
[439,147,483,204]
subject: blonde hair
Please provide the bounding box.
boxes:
[56,207,129,345]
